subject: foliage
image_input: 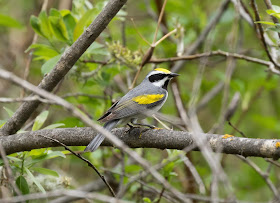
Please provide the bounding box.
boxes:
[256,5,280,34]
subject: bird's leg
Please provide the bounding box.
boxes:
[131,119,156,129]
[125,122,140,134]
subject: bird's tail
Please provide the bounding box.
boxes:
[84,119,119,152]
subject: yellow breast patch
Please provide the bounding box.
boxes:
[154,68,171,74]
[132,94,164,104]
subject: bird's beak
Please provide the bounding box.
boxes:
[170,72,179,77]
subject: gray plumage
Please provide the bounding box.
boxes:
[84,69,178,152]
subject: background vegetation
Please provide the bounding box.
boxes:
[0,0,280,202]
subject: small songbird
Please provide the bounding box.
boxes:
[84,68,179,152]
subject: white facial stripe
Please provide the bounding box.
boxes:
[152,77,168,87]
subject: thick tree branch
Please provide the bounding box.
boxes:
[0,0,127,136]
[2,127,280,159]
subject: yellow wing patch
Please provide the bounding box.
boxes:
[154,68,171,74]
[132,94,164,104]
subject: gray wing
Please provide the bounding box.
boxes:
[98,81,167,122]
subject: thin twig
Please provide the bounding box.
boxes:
[0,96,55,104]
[81,59,109,65]
[130,18,151,46]
[152,0,168,44]
[149,50,273,67]
[0,68,188,203]
[265,159,280,168]
[263,0,280,39]
[152,115,170,130]
[237,155,279,199]
[38,134,116,197]
[61,93,106,100]
[171,0,231,73]
[0,142,22,196]
[21,0,49,98]
[251,0,280,70]
[0,190,131,203]
[179,154,206,194]
[1,0,128,136]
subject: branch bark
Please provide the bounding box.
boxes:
[0,0,127,136]
[2,127,280,159]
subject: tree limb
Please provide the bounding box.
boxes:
[0,0,127,136]
[2,127,280,159]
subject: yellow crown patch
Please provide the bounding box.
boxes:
[154,68,171,74]
[132,94,164,104]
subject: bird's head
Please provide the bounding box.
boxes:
[146,68,179,90]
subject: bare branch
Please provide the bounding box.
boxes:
[171,0,231,72]
[149,50,272,66]
[0,96,55,104]
[0,190,131,203]
[1,127,280,159]
[1,0,128,136]
[0,142,21,196]
[237,155,280,199]
[38,134,116,197]
[0,68,188,203]
[251,0,280,70]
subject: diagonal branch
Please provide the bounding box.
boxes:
[251,0,280,70]
[38,134,116,197]
[0,68,188,203]
[0,0,128,136]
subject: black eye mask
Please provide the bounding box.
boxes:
[148,73,167,82]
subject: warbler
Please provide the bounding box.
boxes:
[84,68,179,152]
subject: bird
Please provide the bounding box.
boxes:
[84,68,179,152]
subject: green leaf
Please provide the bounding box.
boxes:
[271,13,280,19]
[30,15,44,37]
[29,148,47,158]
[16,176,29,195]
[41,54,61,75]
[0,14,23,28]
[49,16,68,42]
[266,9,276,15]
[46,151,66,159]
[272,5,280,13]
[143,197,152,203]
[63,13,76,43]
[255,21,275,25]
[7,156,22,162]
[49,8,61,17]
[60,9,71,17]
[0,120,5,128]
[38,11,52,39]
[28,151,66,166]
[32,167,59,177]
[3,107,14,117]
[27,44,59,60]
[73,8,97,41]
[24,167,46,193]
[32,110,49,131]
[266,26,280,32]
[43,123,65,130]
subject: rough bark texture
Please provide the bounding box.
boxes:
[0,0,127,136]
[2,127,280,159]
